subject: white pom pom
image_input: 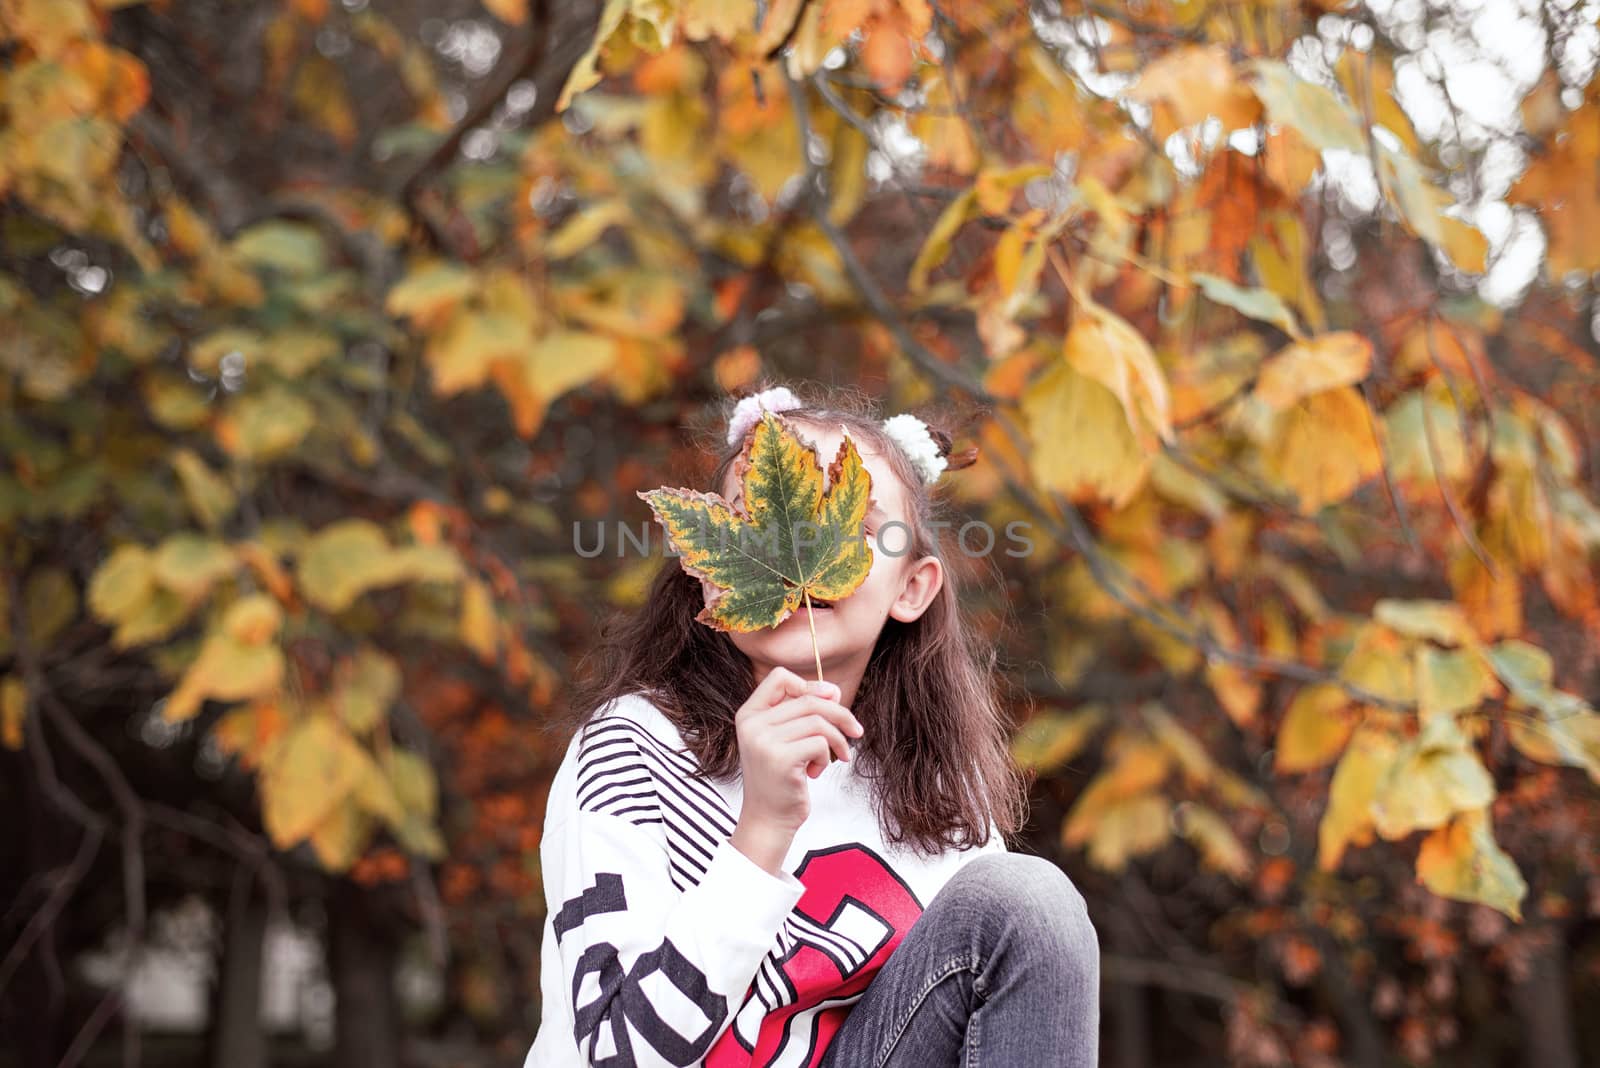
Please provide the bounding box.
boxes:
[726,386,803,446]
[880,413,947,485]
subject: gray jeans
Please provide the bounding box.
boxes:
[817,852,1100,1067]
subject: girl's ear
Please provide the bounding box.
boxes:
[888,555,943,623]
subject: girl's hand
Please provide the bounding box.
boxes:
[733,666,864,836]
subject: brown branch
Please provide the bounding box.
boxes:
[394,0,594,259]
[126,112,251,233]
[5,569,144,1066]
[782,69,994,401]
[1422,316,1498,574]
[1101,952,1245,1003]
[1360,374,1420,551]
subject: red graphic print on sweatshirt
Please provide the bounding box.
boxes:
[705,843,925,1068]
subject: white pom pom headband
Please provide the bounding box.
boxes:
[725,387,949,486]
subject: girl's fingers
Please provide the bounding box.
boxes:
[796,736,831,779]
[768,694,861,738]
[744,666,808,713]
[777,714,851,764]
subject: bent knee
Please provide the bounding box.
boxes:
[955,853,1096,946]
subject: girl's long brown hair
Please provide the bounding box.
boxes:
[557,381,1031,858]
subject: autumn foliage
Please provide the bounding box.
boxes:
[3,0,1599,1064]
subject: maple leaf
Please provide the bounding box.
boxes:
[636,410,874,678]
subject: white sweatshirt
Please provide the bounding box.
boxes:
[523,691,1006,1068]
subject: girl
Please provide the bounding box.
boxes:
[525,383,1100,1067]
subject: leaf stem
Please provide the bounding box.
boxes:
[801,588,824,683]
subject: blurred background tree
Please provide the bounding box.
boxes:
[2,0,1598,1065]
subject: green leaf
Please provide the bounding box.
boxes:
[1191,272,1302,338]
[1247,59,1366,153]
[230,221,327,277]
[223,386,316,461]
[637,410,874,633]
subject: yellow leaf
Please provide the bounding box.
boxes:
[88,544,155,624]
[1,675,24,751]
[1262,386,1382,514]
[1128,44,1262,140]
[1333,49,1419,154]
[1337,623,1416,705]
[383,747,445,858]
[259,716,369,846]
[293,56,356,145]
[1415,646,1498,721]
[1178,804,1253,881]
[545,199,631,259]
[1275,682,1355,773]
[1011,705,1107,774]
[555,0,631,111]
[1370,715,1495,840]
[1065,302,1173,445]
[1317,726,1400,870]
[1,0,97,57]
[1068,793,1172,872]
[212,701,286,771]
[1260,125,1323,198]
[1415,809,1527,921]
[907,188,975,293]
[110,587,193,649]
[385,261,476,332]
[1254,332,1373,411]
[222,594,283,645]
[459,578,498,662]
[307,802,373,873]
[335,646,401,735]
[292,535,461,614]
[1448,544,1521,640]
[386,748,439,821]
[352,752,406,827]
[1194,597,1261,727]
[424,309,528,396]
[221,386,316,461]
[1012,44,1087,157]
[143,371,213,429]
[152,534,236,606]
[1507,708,1600,785]
[1373,599,1478,647]
[295,519,400,614]
[164,630,285,723]
[1140,703,1218,785]
[1022,360,1152,508]
[1437,214,1488,274]
[171,449,236,531]
[264,328,341,376]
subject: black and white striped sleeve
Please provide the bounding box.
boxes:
[537,715,806,1066]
